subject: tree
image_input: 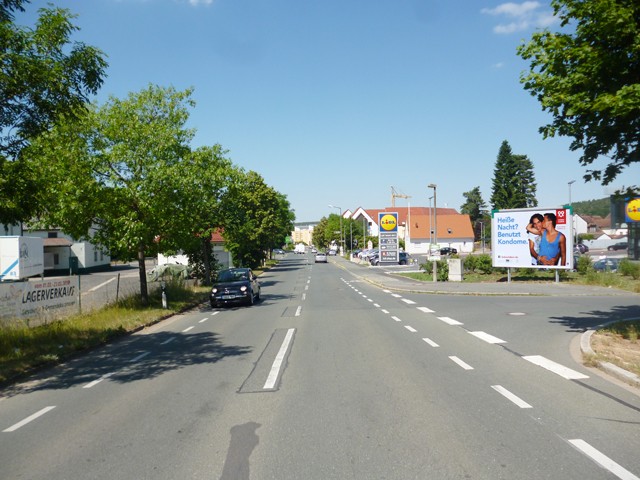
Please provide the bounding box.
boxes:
[0,1,107,224]
[490,141,538,210]
[221,170,294,268]
[26,85,196,306]
[460,187,487,223]
[518,0,640,191]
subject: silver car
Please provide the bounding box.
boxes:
[315,252,328,263]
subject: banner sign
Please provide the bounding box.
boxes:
[378,212,399,264]
[0,277,79,321]
[491,207,573,269]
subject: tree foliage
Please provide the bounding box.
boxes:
[518,0,640,191]
[0,1,107,224]
[460,187,487,223]
[490,140,538,210]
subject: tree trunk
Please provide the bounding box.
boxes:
[138,243,149,306]
[202,238,212,285]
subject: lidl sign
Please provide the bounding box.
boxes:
[379,213,398,232]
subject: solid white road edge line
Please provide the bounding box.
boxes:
[264,328,296,390]
[3,406,56,432]
[568,439,639,480]
[491,385,533,409]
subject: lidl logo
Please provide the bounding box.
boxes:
[627,198,640,222]
[380,214,398,232]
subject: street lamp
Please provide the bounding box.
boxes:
[428,183,437,282]
[328,204,343,255]
[568,180,576,207]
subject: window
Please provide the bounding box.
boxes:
[48,232,58,238]
[94,250,98,262]
[53,254,59,265]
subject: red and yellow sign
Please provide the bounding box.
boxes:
[626,198,640,222]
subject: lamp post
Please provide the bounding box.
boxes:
[428,183,437,282]
[428,196,433,247]
[568,180,576,206]
[328,204,343,255]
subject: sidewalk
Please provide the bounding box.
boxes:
[332,256,640,389]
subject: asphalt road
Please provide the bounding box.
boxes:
[1,254,639,479]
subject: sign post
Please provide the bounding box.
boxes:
[378,212,399,265]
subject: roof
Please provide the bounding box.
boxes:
[408,213,474,240]
[350,206,459,225]
[43,238,73,247]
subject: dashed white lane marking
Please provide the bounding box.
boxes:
[391,294,402,298]
[160,337,176,345]
[3,406,56,432]
[491,385,533,409]
[438,316,464,326]
[129,352,150,362]
[183,326,194,333]
[509,312,526,316]
[302,293,306,301]
[295,306,302,317]
[417,307,435,313]
[401,298,416,305]
[305,285,309,291]
[199,317,209,323]
[523,355,589,380]
[367,298,373,302]
[404,326,417,333]
[83,372,115,389]
[373,304,380,308]
[383,290,392,293]
[569,439,640,480]
[423,338,439,347]
[264,328,296,390]
[391,316,402,322]
[449,356,474,370]
[381,309,390,314]
[469,331,506,344]
[87,277,116,292]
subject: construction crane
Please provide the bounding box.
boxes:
[391,186,411,207]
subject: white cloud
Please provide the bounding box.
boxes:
[482,1,559,34]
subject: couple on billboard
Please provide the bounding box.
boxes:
[527,212,567,266]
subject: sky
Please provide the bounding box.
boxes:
[22,0,640,222]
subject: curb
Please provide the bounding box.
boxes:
[580,329,640,388]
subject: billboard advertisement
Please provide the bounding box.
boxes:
[378,212,399,264]
[492,208,573,269]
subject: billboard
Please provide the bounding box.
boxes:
[378,212,399,264]
[492,208,573,269]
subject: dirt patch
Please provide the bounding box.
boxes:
[590,324,640,377]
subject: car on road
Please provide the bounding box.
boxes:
[439,247,458,256]
[576,243,589,253]
[607,242,628,251]
[315,252,328,263]
[370,251,413,266]
[592,257,622,272]
[210,267,260,307]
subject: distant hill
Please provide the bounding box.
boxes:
[572,198,610,217]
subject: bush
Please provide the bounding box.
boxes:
[576,255,593,275]
[618,259,640,279]
[464,254,493,274]
[419,260,449,281]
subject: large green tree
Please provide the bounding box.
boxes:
[490,141,538,210]
[221,170,294,268]
[0,1,107,224]
[27,85,196,305]
[518,0,640,190]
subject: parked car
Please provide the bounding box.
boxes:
[592,258,621,272]
[439,247,458,256]
[327,249,337,256]
[315,252,327,263]
[576,243,589,253]
[607,242,628,251]
[370,251,413,266]
[210,267,260,307]
[273,248,286,255]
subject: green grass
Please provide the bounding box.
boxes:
[0,281,210,385]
